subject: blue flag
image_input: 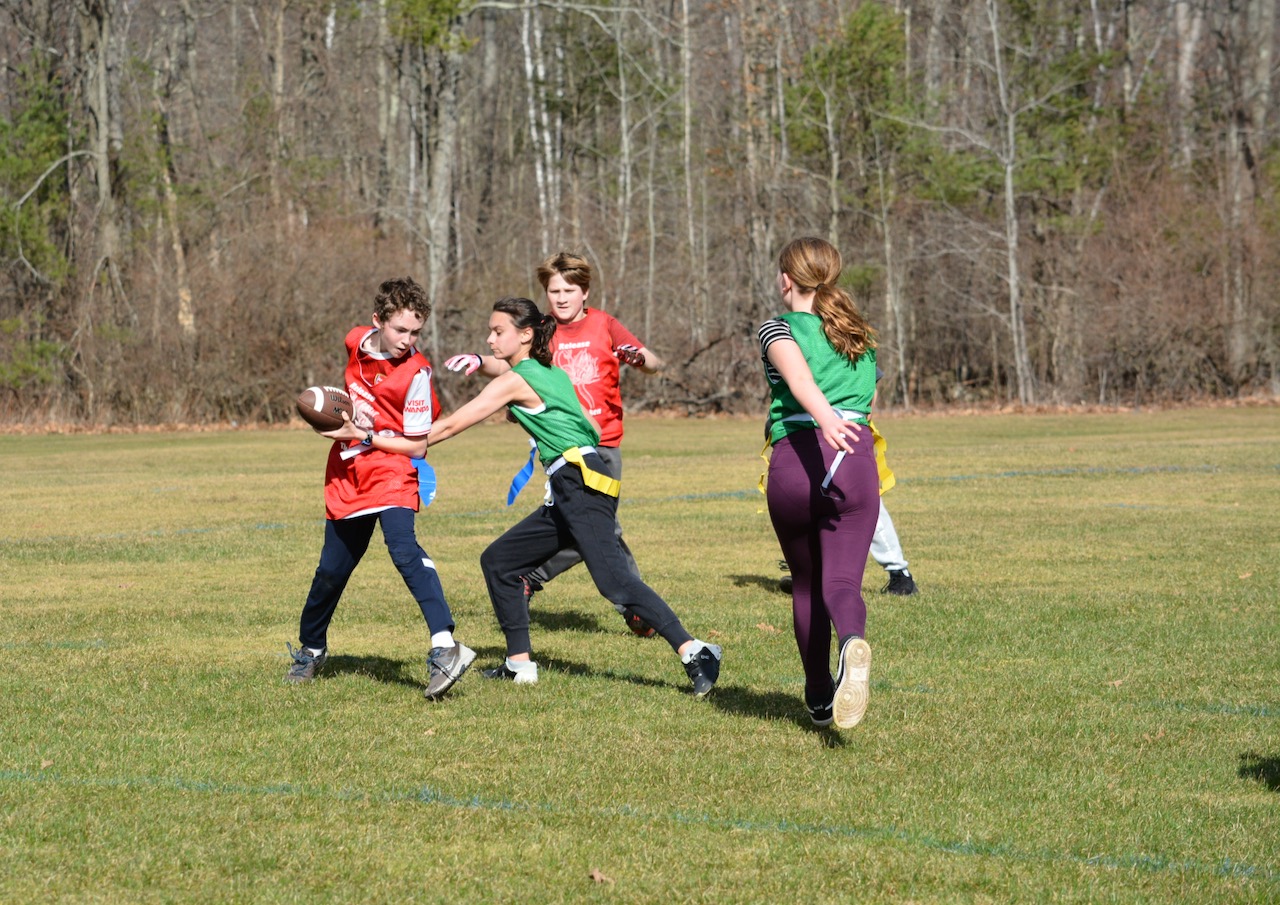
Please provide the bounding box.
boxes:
[411,458,437,508]
[507,439,538,505]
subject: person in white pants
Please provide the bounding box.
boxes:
[869,499,917,594]
[779,493,918,596]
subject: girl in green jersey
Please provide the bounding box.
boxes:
[427,297,722,696]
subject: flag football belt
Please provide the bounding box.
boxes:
[544,446,621,497]
[757,412,894,497]
[778,408,869,427]
[778,409,869,491]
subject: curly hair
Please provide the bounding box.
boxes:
[373,276,431,323]
[493,296,556,366]
[778,237,876,363]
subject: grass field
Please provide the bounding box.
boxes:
[2,406,1278,903]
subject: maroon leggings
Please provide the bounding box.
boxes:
[767,429,880,704]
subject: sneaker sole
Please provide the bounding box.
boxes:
[833,638,871,729]
[423,647,477,699]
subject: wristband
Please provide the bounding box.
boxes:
[362,430,374,447]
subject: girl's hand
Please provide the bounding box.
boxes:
[817,417,863,454]
[444,353,482,375]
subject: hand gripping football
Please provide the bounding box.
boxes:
[295,386,353,431]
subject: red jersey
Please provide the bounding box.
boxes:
[550,308,642,446]
[323,325,441,519]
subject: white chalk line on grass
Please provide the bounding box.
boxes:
[0,769,1273,885]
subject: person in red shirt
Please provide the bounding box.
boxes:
[445,252,664,636]
[286,277,475,700]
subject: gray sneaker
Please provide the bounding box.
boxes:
[424,642,476,699]
[285,643,327,683]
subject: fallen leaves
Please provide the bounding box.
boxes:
[589,868,614,885]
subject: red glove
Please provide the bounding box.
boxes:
[615,344,646,368]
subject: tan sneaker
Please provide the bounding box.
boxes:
[833,637,871,728]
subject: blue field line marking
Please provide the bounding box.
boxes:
[0,639,107,651]
[2,769,1273,884]
[919,464,1220,483]
[1146,700,1280,719]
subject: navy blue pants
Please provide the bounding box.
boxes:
[298,507,454,650]
[767,430,879,705]
[480,451,693,657]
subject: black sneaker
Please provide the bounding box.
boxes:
[882,569,918,596]
[424,642,476,699]
[806,692,834,728]
[482,661,538,684]
[623,610,657,638]
[683,642,722,698]
[285,643,327,683]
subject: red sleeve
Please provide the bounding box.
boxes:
[605,314,643,351]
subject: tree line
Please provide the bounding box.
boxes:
[1,0,1277,424]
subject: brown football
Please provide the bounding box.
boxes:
[296,385,353,431]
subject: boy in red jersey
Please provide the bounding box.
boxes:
[444,252,663,636]
[286,277,475,700]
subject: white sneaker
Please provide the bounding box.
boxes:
[483,660,538,684]
[833,637,871,729]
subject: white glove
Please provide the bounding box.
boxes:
[444,353,482,376]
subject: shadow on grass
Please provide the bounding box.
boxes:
[1239,752,1280,791]
[530,608,614,634]
[323,654,421,688]
[541,654,676,692]
[730,573,787,594]
[482,651,848,746]
[323,648,512,688]
[707,684,848,747]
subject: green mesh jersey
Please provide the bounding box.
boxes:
[510,358,601,465]
[761,311,877,444]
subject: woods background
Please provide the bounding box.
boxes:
[2,0,1279,424]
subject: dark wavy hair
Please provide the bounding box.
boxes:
[493,296,556,366]
[373,276,431,322]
